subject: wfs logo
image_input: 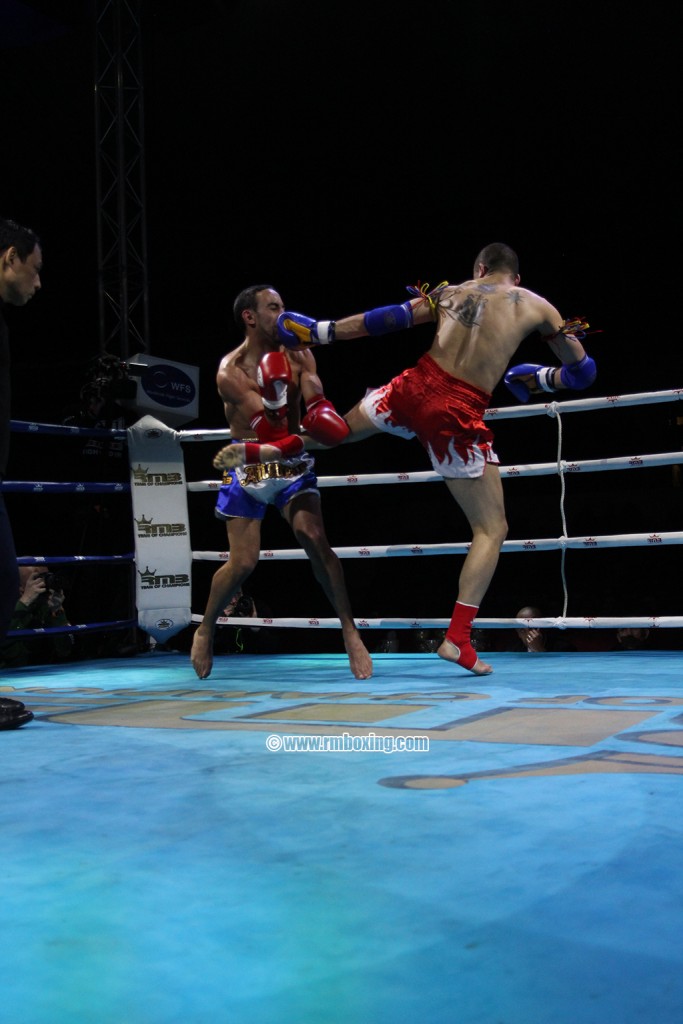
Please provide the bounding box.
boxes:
[141,364,196,409]
[132,464,183,487]
[138,566,190,590]
[135,515,187,538]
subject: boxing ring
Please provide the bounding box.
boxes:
[184,387,683,637]
[2,387,683,1024]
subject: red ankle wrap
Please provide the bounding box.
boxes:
[445,602,479,669]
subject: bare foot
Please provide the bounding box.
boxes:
[213,443,282,470]
[213,444,245,470]
[344,630,373,679]
[191,630,214,680]
[437,638,492,676]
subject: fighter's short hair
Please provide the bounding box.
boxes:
[473,242,518,277]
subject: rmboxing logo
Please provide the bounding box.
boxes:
[132,464,183,487]
[135,515,188,538]
[138,566,190,589]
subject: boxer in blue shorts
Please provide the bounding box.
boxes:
[277,243,597,677]
[191,284,372,682]
[215,456,318,520]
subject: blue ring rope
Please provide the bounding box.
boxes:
[7,618,138,638]
[17,554,134,565]
[0,481,130,493]
[10,419,127,439]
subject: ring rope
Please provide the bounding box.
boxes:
[5,422,136,644]
[8,618,137,639]
[192,614,683,630]
[8,388,682,447]
[185,388,680,629]
[176,387,683,447]
[0,481,130,494]
[10,419,127,439]
[16,554,134,566]
[7,389,681,639]
[192,531,683,562]
[187,451,683,493]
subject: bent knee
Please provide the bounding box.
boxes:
[221,554,259,579]
[293,525,330,554]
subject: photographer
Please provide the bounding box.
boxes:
[214,588,280,655]
[0,566,74,668]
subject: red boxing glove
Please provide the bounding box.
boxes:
[257,351,291,414]
[249,412,289,443]
[302,395,350,446]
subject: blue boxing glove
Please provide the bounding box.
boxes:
[505,355,597,403]
[277,311,335,349]
[504,363,558,403]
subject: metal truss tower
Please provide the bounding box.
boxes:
[94,0,149,358]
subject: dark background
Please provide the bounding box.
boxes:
[1,0,681,644]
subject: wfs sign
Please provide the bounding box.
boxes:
[123,353,199,426]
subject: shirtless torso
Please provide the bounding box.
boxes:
[422,278,572,394]
[218,341,318,440]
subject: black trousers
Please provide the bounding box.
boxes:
[0,493,19,642]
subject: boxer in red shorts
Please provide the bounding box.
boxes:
[276,243,597,676]
[360,352,498,478]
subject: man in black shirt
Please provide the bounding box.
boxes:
[0,217,42,729]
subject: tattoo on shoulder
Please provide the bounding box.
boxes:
[456,294,486,329]
[477,283,496,293]
[507,289,523,305]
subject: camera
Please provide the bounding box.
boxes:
[233,595,254,617]
[33,571,66,605]
[43,572,65,593]
[80,354,148,406]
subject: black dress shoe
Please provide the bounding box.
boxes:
[0,696,34,730]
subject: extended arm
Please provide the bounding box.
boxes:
[276,284,438,349]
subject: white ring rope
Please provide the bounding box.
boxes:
[177,387,683,444]
[192,531,683,562]
[191,614,683,630]
[188,451,683,492]
[183,387,683,632]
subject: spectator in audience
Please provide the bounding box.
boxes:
[0,566,74,668]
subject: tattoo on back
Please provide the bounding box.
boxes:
[507,289,523,305]
[456,294,486,328]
